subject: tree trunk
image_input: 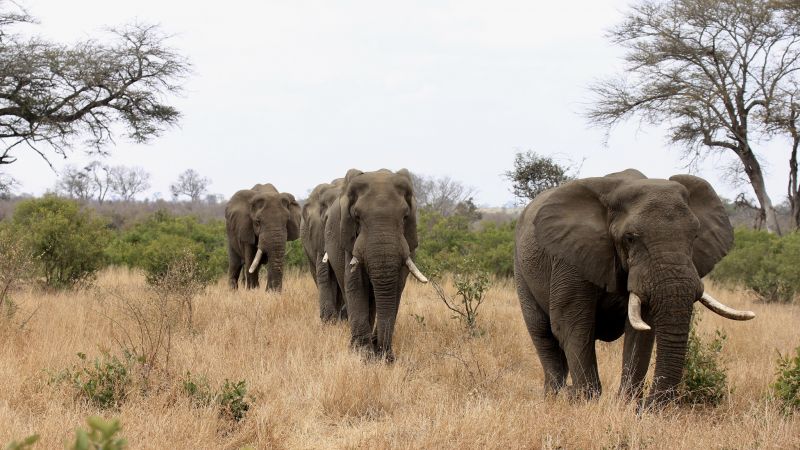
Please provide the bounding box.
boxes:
[739,147,782,235]
[788,109,799,231]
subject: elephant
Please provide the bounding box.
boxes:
[301,179,348,321]
[324,168,428,362]
[514,168,755,407]
[225,183,301,291]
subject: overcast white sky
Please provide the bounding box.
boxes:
[6,0,792,206]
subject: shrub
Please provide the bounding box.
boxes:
[105,211,226,279]
[71,416,126,450]
[181,373,251,422]
[679,312,728,406]
[219,379,251,422]
[711,228,800,303]
[52,352,133,409]
[431,258,491,336]
[0,225,33,313]
[772,346,800,413]
[11,196,111,289]
[4,434,39,450]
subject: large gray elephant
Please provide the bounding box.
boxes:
[225,183,301,291]
[514,169,755,407]
[301,179,347,321]
[325,168,428,362]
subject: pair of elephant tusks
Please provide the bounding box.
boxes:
[248,249,263,274]
[347,256,428,283]
[322,252,329,264]
[405,257,428,283]
[628,291,757,331]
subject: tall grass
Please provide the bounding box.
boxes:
[0,270,797,448]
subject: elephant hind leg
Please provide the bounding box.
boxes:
[516,272,567,395]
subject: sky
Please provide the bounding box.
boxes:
[5,0,793,206]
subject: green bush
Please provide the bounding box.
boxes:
[711,229,800,302]
[679,312,728,406]
[51,352,133,409]
[11,196,111,289]
[4,434,39,450]
[181,372,251,422]
[772,346,800,413]
[106,210,226,279]
[71,416,126,450]
[415,210,515,278]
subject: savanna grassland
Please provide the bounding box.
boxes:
[0,269,798,449]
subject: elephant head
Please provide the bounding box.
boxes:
[339,168,427,360]
[246,185,301,291]
[533,169,753,405]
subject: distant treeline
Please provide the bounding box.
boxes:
[0,195,797,302]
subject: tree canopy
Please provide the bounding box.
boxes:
[0,3,189,170]
[588,0,800,232]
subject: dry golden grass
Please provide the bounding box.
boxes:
[0,268,798,449]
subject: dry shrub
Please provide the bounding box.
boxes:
[318,357,401,421]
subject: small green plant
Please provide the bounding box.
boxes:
[4,434,39,450]
[218,379,251,423]
[71,416,126,450]
[430,258,491,336]
[772,346,800,413]
[181,373,251,422]
[410,313,426,327]
[52,352,132,409]
[679,312,728,406]
[181,371,215,407]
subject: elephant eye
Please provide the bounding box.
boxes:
[623,232,637,244]
[254,220,261,227]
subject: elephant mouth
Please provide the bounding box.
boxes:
[627,289,755,330]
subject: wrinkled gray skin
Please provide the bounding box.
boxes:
[515,169,749,408]
[225,183,301,291]
[325,169,420,362]
[301,179,347,321]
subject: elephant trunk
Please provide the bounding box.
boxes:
[366,240,402,362]
[645,283,694,407]
[263,229,288,292]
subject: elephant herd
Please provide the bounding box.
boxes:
[225,167,756,408]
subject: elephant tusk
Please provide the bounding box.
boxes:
[248,249,263,274]
[699,293,756,320]
[350,256,359,273]
[322,252,329,264]
[628,292,651,331]
[405,257,428,283]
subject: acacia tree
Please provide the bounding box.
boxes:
[170,169,210,202]
[587,0,800,234]
[410,172,478,217]
[0,3,189,170]
[504,151,576,202]
[109,165,151,201]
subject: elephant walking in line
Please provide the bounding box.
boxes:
[514,169,755,407]
[225,183,301,292]
[325,168,428,362]
[301,179,348,321]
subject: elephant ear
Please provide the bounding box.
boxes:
[669,175,734,277]
[396,169,419,252]
[533,177,624,292]
[281,193,301,241]
[226,190,256,244]
[340,169,364,252]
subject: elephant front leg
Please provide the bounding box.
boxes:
[227,245,243,290]
[243,244,259,290]
[317,256,339,322]
[345,261,373,354]
[619,316,655,402]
